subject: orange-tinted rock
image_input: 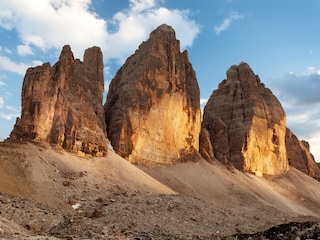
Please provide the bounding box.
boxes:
[10,45,108,157]
[286,128,320,180]
[203,62,288,176]
[199,128,215,164]
[105,24,201,164]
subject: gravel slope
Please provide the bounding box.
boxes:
[1,142,320,239]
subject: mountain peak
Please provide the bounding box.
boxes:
[59,44,74,61]
[151,24,176,36]
[226,62,258,84]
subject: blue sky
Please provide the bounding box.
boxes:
[0,0,320,161]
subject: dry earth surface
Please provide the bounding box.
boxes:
[1,142,320,239]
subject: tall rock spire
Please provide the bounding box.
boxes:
[105,24,201,164]
[203,62,289,176]
[10,45,108,157]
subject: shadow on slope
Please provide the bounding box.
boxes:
[138,159,320,233]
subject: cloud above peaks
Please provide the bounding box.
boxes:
[17,45,33,56]
[214,11,243,35]
[130,0,160,12]
[107,6,199,63]
[0,0,200,63]
[0,0,108,58]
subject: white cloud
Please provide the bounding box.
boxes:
[0,104,20,120]
[285,104,320,162]
[32,60,43,66]
[304,66,320,75]
[107,6,199,63]
[0,81,5,86]
[0,47,12,54]
[0,112,19,120]
[22,34,47,51]
[0,46,12,54]
[4,47,12,54]
[17,44,34,56]
[0,7,17,30]
[0,55,30,75]
[309,136,320,163]
[0,0,109,58]
[104,80,110,93]
[200,98,208,105]
[0,96,3,108]
[104,66,112,93]
[214,11,243,35]
[130,0,159,12]
[5,105,16,111]
[0,0,200,63]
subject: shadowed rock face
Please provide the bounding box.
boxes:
[286,128,320,180]
[105,24,201,164]
[203,62,289,176]
[199,128,215,164]
[10,45,108,157]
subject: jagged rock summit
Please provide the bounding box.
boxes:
[105,24,201,164]
[10,45,108,157]
[203,62,289,176]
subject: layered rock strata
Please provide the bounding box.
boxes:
[105,24,201,164]
[202,62,289,176]
[286,128,320,180]
[10,45,108,156]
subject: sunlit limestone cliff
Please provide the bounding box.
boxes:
[105,24,201,164]
[203,62,289,176]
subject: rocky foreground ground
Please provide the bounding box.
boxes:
[1,191,320,240]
